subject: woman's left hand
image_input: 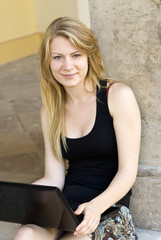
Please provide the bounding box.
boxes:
[74,201,101,236]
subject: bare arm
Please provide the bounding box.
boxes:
[34,107,66,191]
[74,83,141,236]
[90,83,141,211]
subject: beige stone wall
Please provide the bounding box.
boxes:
[89,0,161,230]
[89,0,161,165]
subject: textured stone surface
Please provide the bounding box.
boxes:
[0,222,20,240]
[89,0,161,163]
[0,115,22,133]
[0,170,42,183]
[0,153,44,175]
[17,111,44,150]
[0,55,44,184]
[136,228,161,240]
[130,177,161,231]
[0,131,38,156]
[0,100,15,117]
[89,0,161,231]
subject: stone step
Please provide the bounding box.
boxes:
[130,163,161,231]
[136,228,161,240]
[0,222,20,240]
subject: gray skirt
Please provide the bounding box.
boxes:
[88,205,138,240]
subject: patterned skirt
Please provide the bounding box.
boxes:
[88,205,138,240]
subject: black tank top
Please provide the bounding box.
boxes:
[61,81,131,211]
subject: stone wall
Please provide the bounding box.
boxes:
[89,0,161,231]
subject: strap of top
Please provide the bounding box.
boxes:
[107,86,110,97]
[106,82,114,98]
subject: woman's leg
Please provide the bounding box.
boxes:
[14,224,63,240]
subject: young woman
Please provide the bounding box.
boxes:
[14,17,141,240]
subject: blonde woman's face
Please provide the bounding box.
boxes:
[50,36,88,89]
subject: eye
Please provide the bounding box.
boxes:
[73,54,81,58]
[53,56,62,60]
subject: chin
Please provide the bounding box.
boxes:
[62,79,83,88]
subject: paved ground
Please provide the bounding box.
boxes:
[0,55,161,239]
[0,55,44,184]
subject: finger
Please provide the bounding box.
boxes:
[75,220,98,236]
[75,215,99,236]
[74,204,85,215]
[78,213,100,235]
[75,210,91,231]
[77,221,94,235]
[75,216,89,234]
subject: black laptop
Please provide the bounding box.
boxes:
[0,181,79,232]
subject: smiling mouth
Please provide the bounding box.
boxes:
[61,73,77,78]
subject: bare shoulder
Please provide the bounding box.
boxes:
[108,82,140,117]
[109,82,135,99]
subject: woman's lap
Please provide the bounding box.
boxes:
[14,206,137,240]
[88,205,138,240]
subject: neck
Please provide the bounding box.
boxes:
[64,81,95,104]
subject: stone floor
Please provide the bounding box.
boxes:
[0,55,44,184]
[0,55,161,239]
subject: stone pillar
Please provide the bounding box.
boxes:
[89,0,161,231]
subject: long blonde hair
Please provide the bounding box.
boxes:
[40,17,105,160]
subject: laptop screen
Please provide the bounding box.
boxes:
[0,181,79,232]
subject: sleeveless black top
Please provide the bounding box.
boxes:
[61,81,131,212]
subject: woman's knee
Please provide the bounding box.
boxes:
[14,225,64,240]
[14,225,35,240]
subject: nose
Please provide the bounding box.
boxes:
[63,57,73,71]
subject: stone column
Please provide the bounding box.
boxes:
[89,0,161,231]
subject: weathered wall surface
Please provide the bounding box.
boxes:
[89,0,161,231]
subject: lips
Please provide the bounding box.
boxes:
[61,73,77,78]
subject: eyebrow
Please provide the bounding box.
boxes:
[51,51,80,56]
